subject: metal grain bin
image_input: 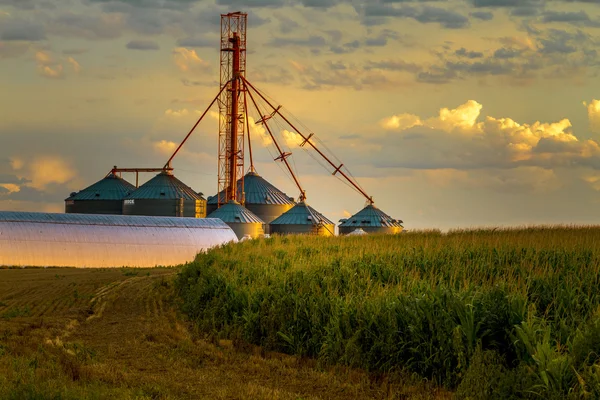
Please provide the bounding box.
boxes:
[269,201,335,236]
[65,173,135,215]
[0,212,237,268]
[207,200,265,239]
[123,170,206,218]
[207,171,295,233]
[339,204,403,235]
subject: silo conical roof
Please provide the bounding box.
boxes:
[125,170,203,200]
[66,173,136,201]
[207,171,294,205]
[270,201,334,226]
[339,204,403,229]
[207,200,264,223]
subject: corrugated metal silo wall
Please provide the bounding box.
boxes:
[206,203,218,216]
[123,199,205,218]
[65,200,123,215]
[269,224,335,237]
[206,203,292,233]
[225,222,265,240]
[339,226,403,235]
[246,203,294,234]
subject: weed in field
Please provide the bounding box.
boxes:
[2,306,30,320]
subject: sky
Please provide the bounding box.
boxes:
[2,0,600,230]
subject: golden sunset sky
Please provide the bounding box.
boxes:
[2,0,600,229]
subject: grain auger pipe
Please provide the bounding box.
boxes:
[242,76,374,205]
[244,81,307,202]
[163,81,230,169]
[243,87,256,173]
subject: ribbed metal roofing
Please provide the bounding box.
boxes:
[207,200,265,224]
[339,205,403,228]
[270,202,334,226]
[207,171,295,205]
[66,173,136,201]
[0,211,229,229]
[125,171,203,201]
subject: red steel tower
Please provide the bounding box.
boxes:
[217,12,247,207]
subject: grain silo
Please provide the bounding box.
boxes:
[206,171,295,232]
[269,201,335,236]
[207,200,264,239]
[123,170,206,218]
[65,172,136,215]
[338,204,403,235]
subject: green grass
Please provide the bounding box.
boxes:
[177,226,600,398]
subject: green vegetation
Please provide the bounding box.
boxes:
[177,226,600,398]
[1,267,444,399]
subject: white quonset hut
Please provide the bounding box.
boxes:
[0,212,237,268]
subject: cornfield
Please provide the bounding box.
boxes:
[177,226,600,398]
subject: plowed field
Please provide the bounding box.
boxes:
[0,267,446,399]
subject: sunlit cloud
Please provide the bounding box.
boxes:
[0,183,20,193]
[172,47,210,73]
[165,109,190,118]
[67,57,81,73]
[584,99,600,134]
[28,156,77,190]
[153,140,178,156]
[35,51,65,79]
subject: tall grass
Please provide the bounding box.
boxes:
[177,226,600,396]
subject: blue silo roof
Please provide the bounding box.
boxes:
[207,200,264,224]
[339,204,403,228]
[66,173,136,201]
[125,171,204,201]
[207,171,295,205]
[270,202,333,226]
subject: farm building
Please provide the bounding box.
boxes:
[65,173,136,215]
[269,202,335,236]
[0,212,237,268]
[123,170,206,218]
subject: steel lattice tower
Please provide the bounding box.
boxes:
[217,12,247,207]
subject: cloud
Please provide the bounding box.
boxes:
[153,140,178,156]
[361,4,469,29]
[269,35,328,48]
[165,108,190,118]
[49,12,124,40]
[67,57,81,73]
[584,99,600,134]
[455,47,484,58]
[126,39,160,50]
[0,20,46,41]
[87,0,200,11]
[376,99,600,171]
[35,51,64,79]
[470,11,494,20]
[172,47,210,73]
[176,36,214,47]
[27,156,77,190]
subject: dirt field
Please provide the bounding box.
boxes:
[0,267,447,400]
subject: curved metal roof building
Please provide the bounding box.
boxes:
[123,170,206,218]
[65,173,136,215]
[0,212,237,268]
[206,171,295,231]
[269,201,335,236]
[207,200,265,239]
[338,204,403,235]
